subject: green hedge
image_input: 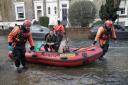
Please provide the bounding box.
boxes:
[39,16,49,27]
[92,21,104,26]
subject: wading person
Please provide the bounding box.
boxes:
[8,19,35,73]
[44,31,59,52]
[92,20,117,60]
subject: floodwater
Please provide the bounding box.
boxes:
[0,36,128,85]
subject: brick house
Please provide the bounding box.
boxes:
[1,0,127,28]
[0,0,34,28]
[0,0,70,27]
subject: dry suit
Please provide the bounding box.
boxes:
[94,25,117,58]
[8,25,34,68]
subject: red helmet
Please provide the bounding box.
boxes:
[23,19,32,28]
[105,20,113,28]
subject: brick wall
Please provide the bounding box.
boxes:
[65,27,90,39]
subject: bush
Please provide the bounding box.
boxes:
[99,0,118,21]
[39,16,49,27]
[92,21,104,26]
[68,1,96,27]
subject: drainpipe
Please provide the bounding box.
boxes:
[67,0,72,27]
[43,0,46,16]
[32,0,35,19]
[57,0,60,19]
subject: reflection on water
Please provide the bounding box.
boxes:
[0,36,128,85]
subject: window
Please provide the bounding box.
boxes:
[62,4,67,21]
[48,7,51,14]
[62,8,67,21]
[120,8,125,14]
[62,4,67,7]
[36,5,42,19]
[37,6,41,9]
[15,2,25,20]
[37,10,42,18]
[17,6,24,19]
[54,7,57,14]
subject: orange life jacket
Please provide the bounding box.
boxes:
[54,24,65,33]
[8,26,34,47]
[95,26,116,46]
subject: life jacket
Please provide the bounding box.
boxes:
[13,27,30,46]
[100,26,112,40]
[54,24,65,33]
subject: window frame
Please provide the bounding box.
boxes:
[54,7,57,14]
[120,8,125,14]
[48,7,51,14]
[14,2,25,20]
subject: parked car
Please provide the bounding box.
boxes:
[30,25,50,40]
[89,24,127,39]
[114,24,126,31]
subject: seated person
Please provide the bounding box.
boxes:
[44,31,59,52]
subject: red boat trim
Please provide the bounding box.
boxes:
[27,57,84,63]
[27,52,101,63]
[88,53,102,59]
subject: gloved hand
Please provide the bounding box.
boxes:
[92,40,97,46]
[30,46,36,52]
[8,45,13,51]
[31,49,36,52]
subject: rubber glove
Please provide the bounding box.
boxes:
[8,45,13,51]
[30,46,35,52]
[31,49,36,52]
[92,40,97,46]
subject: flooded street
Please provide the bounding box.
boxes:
[0,36,128,85]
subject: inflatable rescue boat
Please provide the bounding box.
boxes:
[8,46,103,67]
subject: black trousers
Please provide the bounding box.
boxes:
[13,46,26,67]
[44,44,58,52]
[100,44,109,58]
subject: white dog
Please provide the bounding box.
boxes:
[58,39,69,53]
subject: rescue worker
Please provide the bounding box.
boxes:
[8,19,35,73]
[53,20,65,43]
[92,20,117,60]
[44,31,59,52]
